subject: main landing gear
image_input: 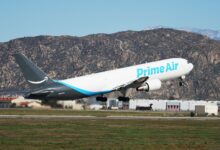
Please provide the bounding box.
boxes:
[118,96,130,102]
[96,89,130,103]
[96,96,107,102]
[96,96,130,102]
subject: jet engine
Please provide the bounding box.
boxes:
[136,79,162,92]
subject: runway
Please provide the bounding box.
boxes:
[0,115,219,120]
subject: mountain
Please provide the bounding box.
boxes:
[179,28,220,40]
[145,26,220,40]
[0,28,220,100]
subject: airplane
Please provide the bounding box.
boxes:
[14,53,193,102]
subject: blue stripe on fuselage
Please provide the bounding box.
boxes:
[54,80,112,96]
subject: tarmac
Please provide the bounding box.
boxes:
[0,115,219,120]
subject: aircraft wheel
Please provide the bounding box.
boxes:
[118,96,130,102]
[96,96,107,102]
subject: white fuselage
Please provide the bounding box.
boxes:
[56,58,193,96]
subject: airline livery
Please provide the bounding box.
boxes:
[14,53,193,102]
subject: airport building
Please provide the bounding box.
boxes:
[0,97,16,108]
[129,99,219,115]
[89,98,219,115]
[57,100,84,110]
[0,95,219,115]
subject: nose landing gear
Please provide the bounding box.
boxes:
[179,76,188,87]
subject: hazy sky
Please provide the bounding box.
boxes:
[0,0,220,42]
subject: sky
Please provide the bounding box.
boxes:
[0,0,220,42]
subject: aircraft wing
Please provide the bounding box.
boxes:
[112,76,149,91]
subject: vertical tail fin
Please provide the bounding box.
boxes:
[14,53,52,89]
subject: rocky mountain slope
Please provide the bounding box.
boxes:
[146,26,220,40]
[0,28,220,100]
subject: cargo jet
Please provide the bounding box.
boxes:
[14,53,193,102]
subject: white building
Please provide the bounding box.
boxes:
[57,100,84,110]
[129,99,219,115]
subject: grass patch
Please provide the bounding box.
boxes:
[0,118,219,150]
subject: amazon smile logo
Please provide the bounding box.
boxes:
[27,77,48,84]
